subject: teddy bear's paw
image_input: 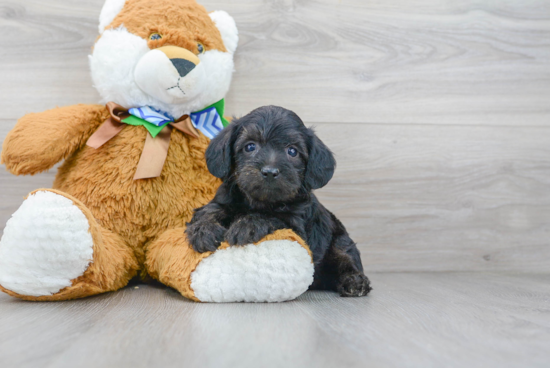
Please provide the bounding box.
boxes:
[0,190,94,297]
[190,239,314,303]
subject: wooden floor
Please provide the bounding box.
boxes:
[1,0,550,367]
[0,273,549,368]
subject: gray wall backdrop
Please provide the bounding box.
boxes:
[1,0,550,272]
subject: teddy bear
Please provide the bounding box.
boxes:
[0,0,314,303]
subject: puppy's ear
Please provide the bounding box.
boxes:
[206,124,237,179]
[304,130,336,190]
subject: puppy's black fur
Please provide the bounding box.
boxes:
[186,106,371,297]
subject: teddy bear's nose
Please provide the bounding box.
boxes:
[171,59,196,78]
[156,46,200,78]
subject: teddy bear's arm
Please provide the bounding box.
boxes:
[1,104,108,175]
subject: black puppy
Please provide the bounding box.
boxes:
[186,106,371,297]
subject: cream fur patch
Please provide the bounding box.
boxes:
[209,11,239,54]
[99,0,127,34]
[191,240,314,303]
[0,191,94,297]
[134,48,207,105]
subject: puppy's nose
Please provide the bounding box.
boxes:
[157,46,200,78]
[261,166,280,179]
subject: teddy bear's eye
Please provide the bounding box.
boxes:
[197,43,205,54]
[149,33,162,41]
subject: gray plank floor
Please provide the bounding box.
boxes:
[1,273,549,368]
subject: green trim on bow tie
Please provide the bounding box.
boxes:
[122,115,167,138]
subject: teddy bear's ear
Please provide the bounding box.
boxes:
[98,0,127,34]
[209,11,239,54]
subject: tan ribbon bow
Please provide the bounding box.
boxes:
[86,102,200,180]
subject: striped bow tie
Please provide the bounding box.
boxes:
[128,99,229,139]
[86,99,230,180]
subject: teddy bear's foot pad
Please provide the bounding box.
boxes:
[190,240,314,303]
[0,190,94,297]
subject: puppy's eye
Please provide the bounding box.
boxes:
[149,33,163,41]
[287,147,298,157]
[197,43,205,54]
[245,143,256,153]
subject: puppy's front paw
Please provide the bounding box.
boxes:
[337,273,371,297]
[225,215,281,246]
[225,221,266,246]
[186,221,226,253]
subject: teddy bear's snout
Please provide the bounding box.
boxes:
[156,46,200,78]
[133,45,206,104]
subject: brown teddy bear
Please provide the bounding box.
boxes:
[0,0,314,303]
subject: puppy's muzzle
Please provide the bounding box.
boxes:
[156,46,200,78]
